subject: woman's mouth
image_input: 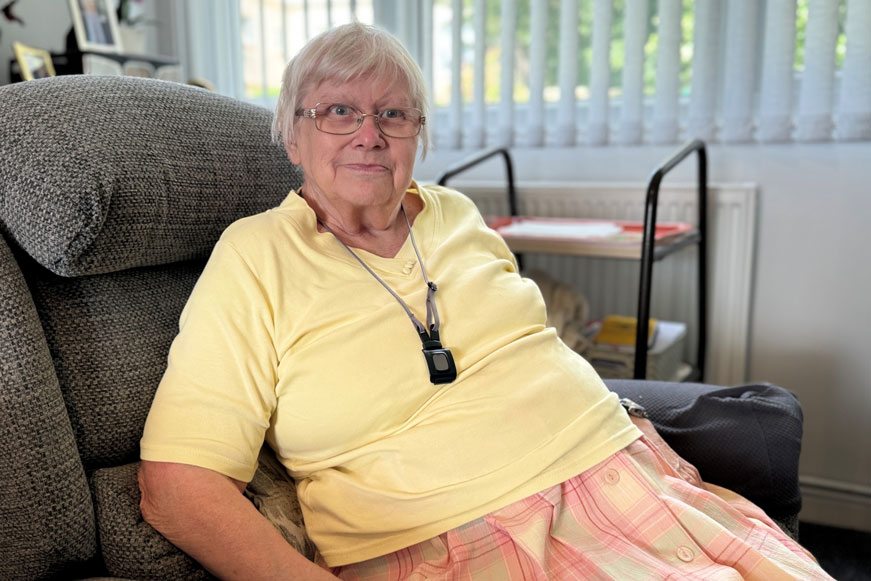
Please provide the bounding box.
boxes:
[343,163,388,173]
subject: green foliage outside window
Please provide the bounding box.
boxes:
[435,0,847,108]
[794,0,847,71]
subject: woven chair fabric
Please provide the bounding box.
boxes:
[25,258,204,470]
[0,237,96,579]
[0,76,302,277]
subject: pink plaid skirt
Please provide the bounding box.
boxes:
[327,436,831,580]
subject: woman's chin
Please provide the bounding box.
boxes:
[336,176,405,201]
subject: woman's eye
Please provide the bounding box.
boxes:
[329,105,353,116]
[382,109,405,120]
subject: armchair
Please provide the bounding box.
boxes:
[0,76,802,580]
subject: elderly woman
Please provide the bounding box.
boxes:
[139,22,830,581]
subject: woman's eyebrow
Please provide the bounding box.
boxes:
[314,94,413,109]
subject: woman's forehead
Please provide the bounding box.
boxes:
[306,75,413,106]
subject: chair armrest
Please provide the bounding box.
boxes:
[606,379,803,538]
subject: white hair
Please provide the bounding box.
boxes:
[272,22,430,158]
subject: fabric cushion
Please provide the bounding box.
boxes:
[0,236,96,579]
[244,446,316,561]
[92,448,312,579]
[91,462,213,581]
[23,256,205,470]
[604,380,803,526]
[0,75,303,277]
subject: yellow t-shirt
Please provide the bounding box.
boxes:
[140,183,641,566]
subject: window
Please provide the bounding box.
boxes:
[239,0,375,102]
[232,0,870,148]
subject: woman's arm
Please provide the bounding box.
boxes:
[139,460,338,580]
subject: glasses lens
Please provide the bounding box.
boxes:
[378,108,422,138]
[315,104,361,135]
[313,104,422,137]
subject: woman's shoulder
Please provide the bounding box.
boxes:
[418,182,474,202]
[219,191,309,253]
[219,210,280,251]
[417,182,480,215]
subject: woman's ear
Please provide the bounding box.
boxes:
[285,137,301,165]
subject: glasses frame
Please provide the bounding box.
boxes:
[295,103,426,139]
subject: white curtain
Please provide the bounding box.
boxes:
[176,0,244,99]
[187,0,870,149]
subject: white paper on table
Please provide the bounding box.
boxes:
[497,221,623,239]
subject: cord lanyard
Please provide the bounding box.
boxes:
[319,206,457,384]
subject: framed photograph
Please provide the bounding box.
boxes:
[68,0,122,53]
[12,42,57,81]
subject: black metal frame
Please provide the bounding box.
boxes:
[435,146,517,213]
[634,139,708,381]
[434,141,708,382]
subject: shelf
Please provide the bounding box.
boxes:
[435,142,708,382]
[485,216,699,260]
[9,51,180,84]
[591,361,695,382]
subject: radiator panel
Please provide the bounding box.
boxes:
[455,182,757,385]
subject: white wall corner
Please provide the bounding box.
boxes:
[800,476,871,532]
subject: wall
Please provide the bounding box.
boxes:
[1,1,71,84]
[417,142,871,531]
[0,0,176,85]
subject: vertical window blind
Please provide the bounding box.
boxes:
[238,0,871,149]
[239,0,375,102]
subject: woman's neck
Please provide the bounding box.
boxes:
[302,189,423,258]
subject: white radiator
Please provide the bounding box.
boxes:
[453,181,757,386]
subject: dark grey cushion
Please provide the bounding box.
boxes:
[0,76,303,277]
[0,236,96,579]
[0,75,309,578]
[91,463,213,581]
[605,380,803,525]
[24,257,204,470]
[92,448,313,580]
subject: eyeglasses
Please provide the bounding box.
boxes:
[295,103,425,139]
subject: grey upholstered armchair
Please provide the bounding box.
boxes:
[0,76,803,580]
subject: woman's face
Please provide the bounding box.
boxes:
[287,74,419,216]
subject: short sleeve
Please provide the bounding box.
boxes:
[140,239,278,482]
[445,186,521,273]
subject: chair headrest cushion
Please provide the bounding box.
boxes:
[0,76,302,276]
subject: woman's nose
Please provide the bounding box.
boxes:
[353,115,385,147]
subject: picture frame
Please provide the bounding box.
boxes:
[12,42,57,81]
[68,0,122,53]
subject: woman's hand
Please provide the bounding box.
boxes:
[139,461,339,580]
[628,416,704,488]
